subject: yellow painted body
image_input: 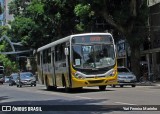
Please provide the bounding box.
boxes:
[37,64,117,88]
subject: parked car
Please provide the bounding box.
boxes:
[0,76,4,84]
[9,73,18,86]
[5,76,11,83]
[112,66,137,87]
[0,66,4,84]
[16,72,36,87]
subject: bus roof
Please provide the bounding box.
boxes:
[37,33,112,52]
[37,36,70,52]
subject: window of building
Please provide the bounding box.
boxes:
[156,52,160,64]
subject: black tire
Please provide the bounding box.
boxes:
[76,87,83,90]
[17,85,19,87]
[111,85,116,88]
[63,77,71,92]
[45,77,54,91]
[99,86,106,91]
[34,84,36,86]
[132,85,136,87]
[120,85,124,87]
[51,86,57,91]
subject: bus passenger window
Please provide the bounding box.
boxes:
[47,48,51,63]
[55,43,65,61]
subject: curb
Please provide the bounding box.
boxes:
[136,82,160,86]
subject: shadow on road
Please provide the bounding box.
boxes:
[38,87,115,94]
[0,98,122,114]
[0,96,10,101]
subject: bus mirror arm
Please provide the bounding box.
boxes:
[65,48,69,55]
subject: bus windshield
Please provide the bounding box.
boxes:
[72,43,115,69]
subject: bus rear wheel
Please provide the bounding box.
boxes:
[45,77,53,91]
[62,76,71,93]
[99,85,106,91]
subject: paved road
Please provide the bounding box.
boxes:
[0,83,160,114]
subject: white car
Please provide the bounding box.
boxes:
[112,66,137,87]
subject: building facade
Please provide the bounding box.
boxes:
[0,0,14,26]
[3,0,14,25]
[116,1,160,80]
[0,0,4,26]
[141,0,160,79]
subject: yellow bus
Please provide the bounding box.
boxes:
[37,33,117,92]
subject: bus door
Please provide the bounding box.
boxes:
[65,44,72,88]
[40,52,44,84]
[51,47,56,86]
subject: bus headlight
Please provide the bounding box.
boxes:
[75,72,85,79]
[109,69,116,76]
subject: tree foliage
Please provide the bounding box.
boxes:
[0,26,18,74]
[7,0,149,78]
[8,0,78,49]
[74,0,149,79]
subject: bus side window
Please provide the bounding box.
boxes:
[47,48,51,63]
[61,43,65,60]
[55,45,60,61]
[55,43,65,61]
[37,53,40,65]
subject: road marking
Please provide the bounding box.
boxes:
[115,102,137,105]
[75,96,92,99]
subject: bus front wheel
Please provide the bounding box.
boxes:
[99,86,106,91]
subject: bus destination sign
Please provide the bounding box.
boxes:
[72,35,112,44]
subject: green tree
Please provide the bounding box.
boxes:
[7,0,149,79]
[0,26,18,75]
[74,3,94,32]
[9,0,77,49]
[0,54,18,75]
[74,0,148,80]
[9,16,40,48]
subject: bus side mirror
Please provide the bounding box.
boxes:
[65,48,69,55]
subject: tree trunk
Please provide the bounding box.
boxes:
[130,43,141,81]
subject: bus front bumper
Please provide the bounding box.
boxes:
[71,77,117,88]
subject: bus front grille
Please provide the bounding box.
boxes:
[86,76,106,78]
[88,80,104,84]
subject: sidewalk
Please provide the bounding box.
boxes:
[136,81,160,86]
